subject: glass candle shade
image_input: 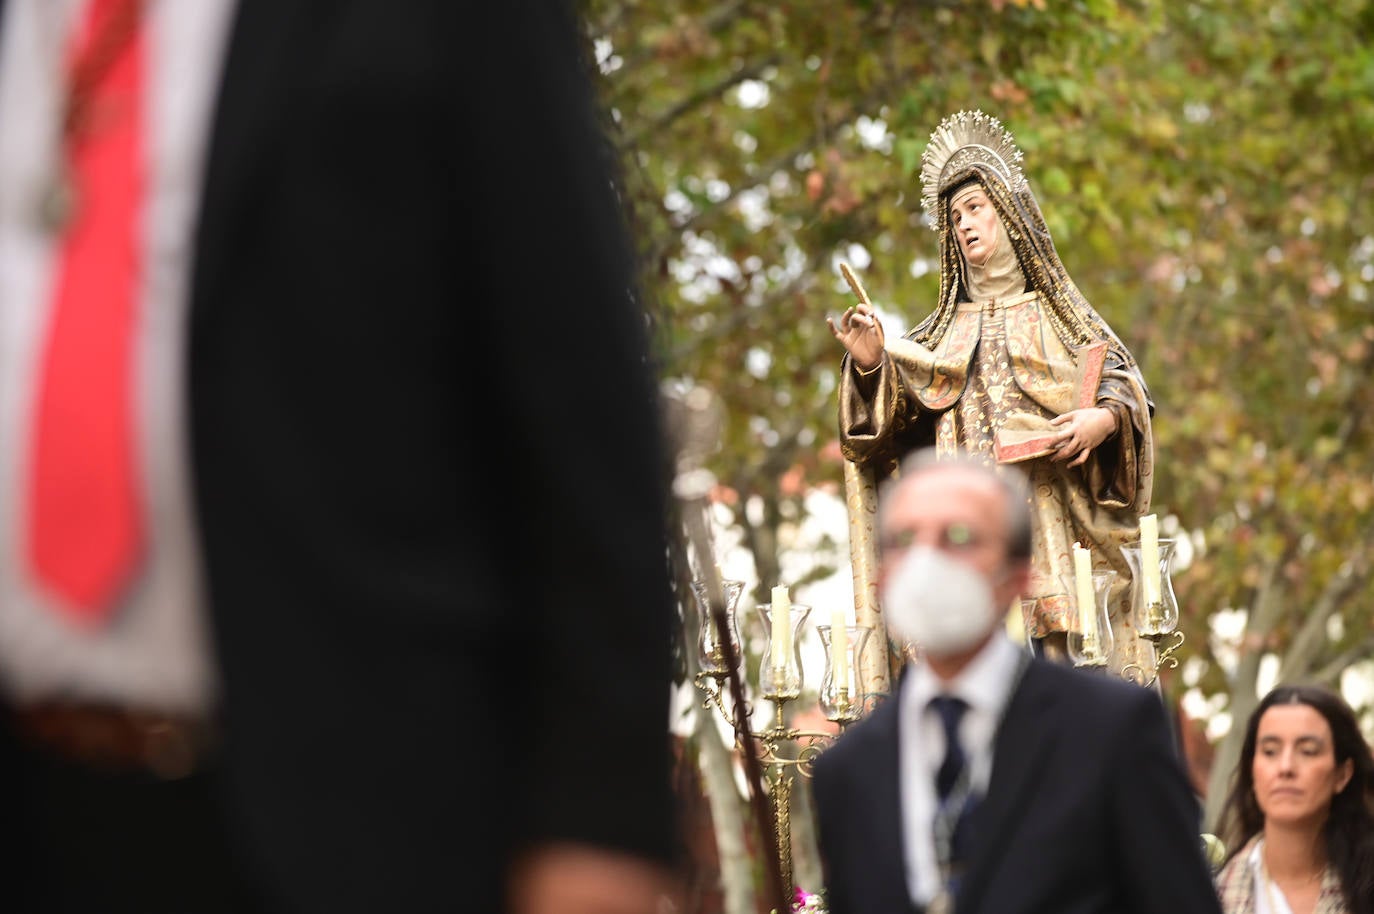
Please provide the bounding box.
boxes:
[818,625,872,723]
[1121,539,1180,638]
[756,603,812,700]
[692,579,745,675]
[1061,570,1117,668]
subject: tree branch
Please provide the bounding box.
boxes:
[1206,340,1374,828]
[641,75,907,266]
[662,246,830,370]
[1277,553,1367,682]
[625,53,781,148]
[584,0,633,40]
[1311,634,1374,686]
[607,0,753,81]
[1204,543,1294,829]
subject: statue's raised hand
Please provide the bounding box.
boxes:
[827,303,885,371]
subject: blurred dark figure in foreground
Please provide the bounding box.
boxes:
[0,2,676,912]
[811,449,1221,914]
[1214,684,1374,914]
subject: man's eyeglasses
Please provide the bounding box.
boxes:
[878,523,999,555]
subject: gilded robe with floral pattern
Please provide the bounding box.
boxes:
[839,288,1155,676]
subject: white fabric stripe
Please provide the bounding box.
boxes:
[0,0,236,712]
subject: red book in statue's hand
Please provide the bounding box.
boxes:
[993,341,1108,465]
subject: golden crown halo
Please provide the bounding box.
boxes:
[919,110,1026,227]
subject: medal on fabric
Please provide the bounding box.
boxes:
[35,0,148,234]
[36,174,77,233]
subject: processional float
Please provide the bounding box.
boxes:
[671,296,1188,913]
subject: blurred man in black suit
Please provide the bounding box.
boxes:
[0,2,675,912]
[812,450,1220,914]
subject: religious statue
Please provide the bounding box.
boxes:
[829,110,1155,677]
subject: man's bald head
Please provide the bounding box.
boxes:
[878,449,1032,565]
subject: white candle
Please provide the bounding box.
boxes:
[771,585,791,669]
[1073,543,1098,650]
[1139,514,1161,606]
[831,609,849,689]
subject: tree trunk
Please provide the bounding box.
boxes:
[1203,553,1288,831]
[695,710,757,914]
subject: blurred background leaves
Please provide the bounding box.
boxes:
[585,0,1374,839]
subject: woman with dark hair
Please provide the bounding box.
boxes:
[1215,684,1374,914]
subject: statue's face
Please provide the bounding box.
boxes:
[948,185,1000,267]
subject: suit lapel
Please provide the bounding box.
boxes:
[955,661,1061,914]
[867,693,910,897]
[190,0,314,332]
[833,679,910,911]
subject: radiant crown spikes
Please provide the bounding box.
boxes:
[918,110,1027,226]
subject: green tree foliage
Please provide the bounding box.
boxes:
[587,0,1374,831]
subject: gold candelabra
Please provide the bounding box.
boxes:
[1119,538,1185,687]
[692,582,873,894]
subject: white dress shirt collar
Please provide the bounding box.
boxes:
[897,632,1026,906]
[905,631,1024,720]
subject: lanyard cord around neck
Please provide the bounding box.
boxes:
[931,650,1032,888]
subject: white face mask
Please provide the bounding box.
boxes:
[880,545,998,656]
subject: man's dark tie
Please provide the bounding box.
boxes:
[929,694,978,901]
[930,694,968,800]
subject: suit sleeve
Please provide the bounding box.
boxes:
[1108,691,1223,914]
[811,754,855,914]
[459,2,676,864]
